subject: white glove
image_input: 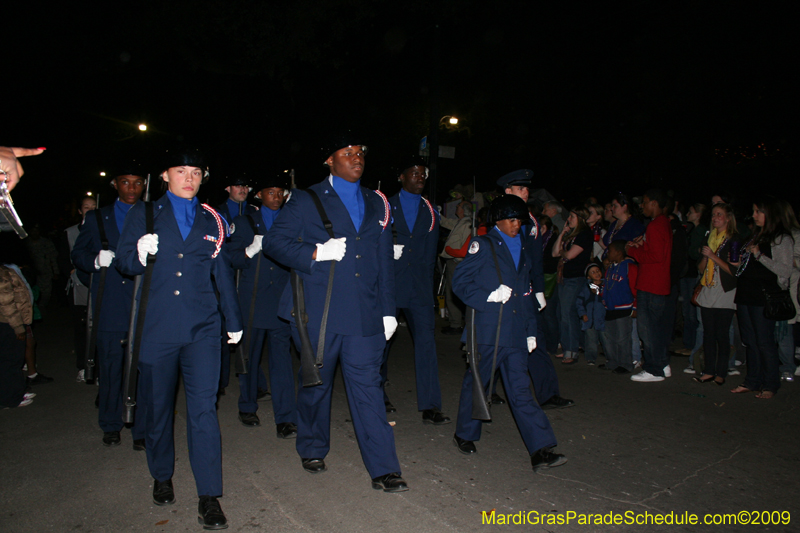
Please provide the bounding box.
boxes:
[137,234,159,266]
[227,331,243,344]
[393,244,404,260]
[527,336,537,352]
[536,292,546,310]
[383,316,398,341]
[245,235,264,258]
[487,284,512,303]
[94,250,115,269]
[315,237,347,262]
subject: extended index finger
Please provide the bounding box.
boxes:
[11,147,46,158]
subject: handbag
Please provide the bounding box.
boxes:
[690,283,703,307]
[763,289,795,321]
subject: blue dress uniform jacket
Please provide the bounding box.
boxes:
[115,194,242,498]
[216,201,259,229]
[453,231,537,350]
[115,195,242,341]
[265,181,395,337]
[523,214,562,404]
[263,177,400,479]
[229,212,295,421]
[72,202,144,435]
[452,228,557,454]
[382,193,443,411]
[389,194,439,307]
[71,204,135,332]
[229,213,290,330]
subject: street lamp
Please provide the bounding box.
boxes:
[138,124,147,131]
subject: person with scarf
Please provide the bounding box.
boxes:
[693,203,739,385]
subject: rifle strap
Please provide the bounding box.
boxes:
[306,189,335,368]
[87,209,111,373]
[129,202,157,393]
[486,238,504,399]
[242,214,262,369]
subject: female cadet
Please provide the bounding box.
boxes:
[451,195,567,472]
[115,148,243,531]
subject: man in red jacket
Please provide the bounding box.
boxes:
[626,189,673,382]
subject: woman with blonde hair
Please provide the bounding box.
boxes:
[552,206,593,364]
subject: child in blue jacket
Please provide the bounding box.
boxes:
[576,263,605,364]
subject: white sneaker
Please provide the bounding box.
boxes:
[23,392,36,400]
[781,371,795,382]
[735,360,743,367]
[17,398,33,407]
[76,369,85,383]
[795,366,800,376]
[728,368,740,376]
[631,370,665,382]
[683,366,695,374]
[633,360,642,368]
[663,365,672,378]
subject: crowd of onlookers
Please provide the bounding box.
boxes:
[438,188,800,398]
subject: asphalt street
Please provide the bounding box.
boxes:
[1,304,798,533]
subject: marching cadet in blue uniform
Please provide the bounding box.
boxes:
[115,148,243,530]
[452,195,567,472]
[263,134,407,493]
[228,174,297,438]
[215,176,266,399]
[496,170,575,410]
[381,157,450,424]
[71,163,147,449]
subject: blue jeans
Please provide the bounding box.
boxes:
[777,322,797,374]
[680,276,700,350]
[737,304,780,392]
[584,328,603,362]
[603,316,633,371]
[557,277,583,356]
[637,291,669,377]
[542,294,560,356]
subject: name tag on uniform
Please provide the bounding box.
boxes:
[204,235,218,243]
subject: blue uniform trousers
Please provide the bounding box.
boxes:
[456,345,556,455]
[139,337,223,497]
[97,331,127,432]
[526,320,560,404]
[292,326,401,479]
[238,324,296,424]
[381,305,442,411]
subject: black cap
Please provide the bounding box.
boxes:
[496,169,533,189]
[488,194,529,225]
[110,159,146,179]
[163,147,207,171]
[397,156,428,176]
[253,173,290,192]
[321,130,367,162]
[220,175,251,189]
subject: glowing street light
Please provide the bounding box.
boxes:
[100,172,106,177]
[448,117,458,125]
[138,124,147,131]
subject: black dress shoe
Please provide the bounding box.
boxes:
[530,447,567,472]
[541,395,575,410]
[385,400,397,413]
[612,367,631,375]
[422,409,451,425]
[491,393,506,405]
[276,422,298,439]
[301,457,327,474]
[152,479,175,506]
[132,439,146,451]
[238,412,260,427]
[197,496,227,530]
[256,388,272,401]
[102,431,121,447]
[371,472,409,492]
[453,434,476,455]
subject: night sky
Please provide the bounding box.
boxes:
[5,1,795,231]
